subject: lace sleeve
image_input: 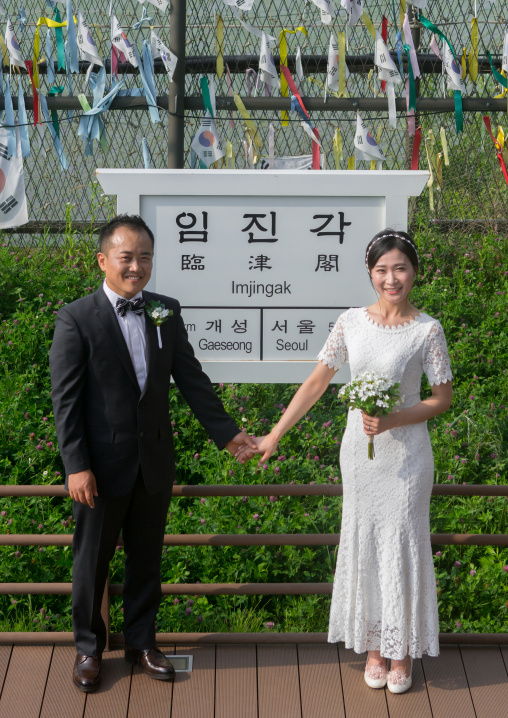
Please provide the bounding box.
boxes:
[423,321,453,386]
[317,312,348,371]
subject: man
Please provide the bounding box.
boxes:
[49,214,255,692]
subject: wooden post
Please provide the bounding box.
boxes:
[101,571,111,653]
[168,0,187,168]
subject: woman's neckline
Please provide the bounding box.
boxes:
[361,306,423,331]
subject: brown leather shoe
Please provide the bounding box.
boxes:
[73,654,102,692]
[124,646,176,681]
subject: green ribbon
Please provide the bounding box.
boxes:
[454,90,463,134]
[199,76,213,168]
[53,7,65,71]
[487,50,508,89]
[418,12,456,61]
[403,44,416,112]
[48,85,64,137]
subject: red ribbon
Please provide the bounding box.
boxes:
[24,60,40,126]
[411,126,422,170]
[483,115,508,188]
[111,46,120,79]
[381,16,388,93]
[280,63,309,119]
[312,127,320,170]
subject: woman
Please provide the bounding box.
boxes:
[237,229,452,693]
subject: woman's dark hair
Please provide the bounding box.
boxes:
[365,229,419,273]
[98,214,155,254]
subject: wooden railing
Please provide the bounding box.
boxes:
[1,484,507,648]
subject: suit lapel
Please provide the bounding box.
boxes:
[94,285,140,392]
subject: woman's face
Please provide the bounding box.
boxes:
[369,247,417,306]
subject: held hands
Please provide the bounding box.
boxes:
[68,469,98,508]
[361,411,396,436]
[225,431,258,458]
[235,432,279,465]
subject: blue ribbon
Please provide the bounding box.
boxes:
[290,94,313,134]
[3,77,17,158]
[132,42,160,124]
[142,137,150,168]
[40,94,69,170]
[395,31,404,78]
[78,68,125,156]
[132,7,153,30]
[17,6,27,36]
[17,77,30,157]
[66,0,79,73]
[45,27,55,84]
[64,40,74,120]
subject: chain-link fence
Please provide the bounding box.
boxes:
[1,0,508,248]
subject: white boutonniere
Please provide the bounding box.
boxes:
[146,300,173,348]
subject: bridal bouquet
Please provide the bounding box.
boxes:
[338,372,401,459]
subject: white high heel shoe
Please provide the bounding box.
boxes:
[387,657,413,694]
[364,657,388,689]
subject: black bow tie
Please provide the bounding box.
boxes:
[116,297,146,317]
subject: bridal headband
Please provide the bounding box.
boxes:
[365,233,420,269]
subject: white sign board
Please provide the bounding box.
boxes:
[96,170,428,383]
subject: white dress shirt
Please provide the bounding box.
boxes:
[103,280,147,392]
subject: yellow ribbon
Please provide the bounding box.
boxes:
[0,33,9,67]
[461,49,468,80]
[362,12,377,41]
[370,124,383,170]
[425,129,437,211]
[333,128,343,168]
[494,69,508,113]
[234,92,263,150]
[216,14,224,78]
[226,140,235,168]
[93,24,104,60]
[399,0,406,31]
[436,152,443,190]
[469,17,478,81]
[439,127,449,166]
[348,156,355,170]
[338,31,348,98]
[279,26,307,126]
[33,16,72,93]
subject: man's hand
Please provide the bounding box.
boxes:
[68,470,98,508]
[236,433,279,465]
[225,431,257,460]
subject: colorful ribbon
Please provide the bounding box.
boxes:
[66,0,79,72]
[333,127,342,168]
[40,93,68,170]
[233,92,263,149]
[411,126,422,170]
[48,85,64,137]
[3,76,16,158]
[17,76,29,157]
[338,31,348,97]
[381,15,388,92]
[24,60,39,125]
[483,115,508,187]
[280,63,309,119]
[142,137,151,169]
[279,26,307,126]
[487,51,507,89]
[469,17,478,81]
[216,13,224,78]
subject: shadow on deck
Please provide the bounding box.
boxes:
[0,642,507,718]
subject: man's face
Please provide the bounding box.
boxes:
[97,225,154,299]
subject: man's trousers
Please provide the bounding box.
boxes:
[72,470,172,656]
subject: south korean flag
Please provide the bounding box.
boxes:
[341,0,363,26]
[77,12,103,66]
[191,110,225,168]
[5,17,24,68]
[443,41,465,93]
[374,33,402,85]
[151,30,177,82]
[354,113,385,163]
[0,127,28,229]
[222,0,257,10]
[142,0,170,14]
[326,32,349,93]
[259,32,280,90]
[111,14,138,68]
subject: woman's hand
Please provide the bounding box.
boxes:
[235,432,279,465]
[361,412,396,436]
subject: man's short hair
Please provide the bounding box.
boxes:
[98,214,155,254]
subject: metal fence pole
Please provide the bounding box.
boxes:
[168,0,187,169]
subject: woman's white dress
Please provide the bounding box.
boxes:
[318,307,453,659]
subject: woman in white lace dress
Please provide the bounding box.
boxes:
[237,229,453,694]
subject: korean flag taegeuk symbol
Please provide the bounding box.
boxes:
[111,14,138,68]
[0,127,28,229]
[77,11,103,66]
[191,111,225,167]
[443,42,465,93]
[354,112,386,162]
[5,17,25,68]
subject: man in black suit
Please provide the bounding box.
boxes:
[49,214,255,692]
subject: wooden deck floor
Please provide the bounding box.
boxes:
[0,643,507,718]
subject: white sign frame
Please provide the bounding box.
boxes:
[96,169,428,383]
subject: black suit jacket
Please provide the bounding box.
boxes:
[49,285,239,496]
